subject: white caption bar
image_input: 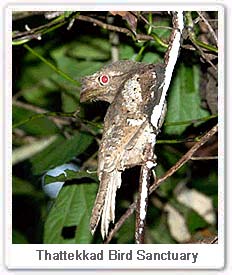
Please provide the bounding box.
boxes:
[6,244,224,269]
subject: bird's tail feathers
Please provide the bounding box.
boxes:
[90,170,122,239]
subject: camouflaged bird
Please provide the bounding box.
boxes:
[80,60,166,239]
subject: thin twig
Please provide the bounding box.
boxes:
[104,124,218,243]
[104,202,137,244]
[133,12,173,31]
[12,100,71,126]
[190,156,218,160]
[75,14,154,42]
[184,12,217,70]
[23,44,79,86]
[149,124,218,193]
[12,100,102,135]
[197,11,218,46]
[13,12,169,47]
[12,15,66,39]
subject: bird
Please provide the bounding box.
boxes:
[80,60,166,239]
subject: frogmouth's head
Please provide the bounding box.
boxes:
[80,60,147,104]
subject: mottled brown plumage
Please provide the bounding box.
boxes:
[80,60,166,238]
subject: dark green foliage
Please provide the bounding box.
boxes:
[12,11,218,244]
[44,181,98,244]
[30,132,93,175]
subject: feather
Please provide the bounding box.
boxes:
[90,170,122,238]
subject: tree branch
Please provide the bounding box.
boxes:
[135,143,153,244]
[149,123,218,193]
[75,14,154,41]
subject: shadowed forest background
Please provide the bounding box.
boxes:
[12,11,218,244]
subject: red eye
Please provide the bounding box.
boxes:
[99,74,109,85]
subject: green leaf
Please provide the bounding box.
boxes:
[191,169,218,196]
[61,92,79,113]
[155,164,178,197]
[22,79,58,108]
[12,106,59,136]
[44,170,98,185]
[19,68,59,108]
[30,132,93,175]
[149,18,172,53]
[164,64,210,135]
[116,214,135,244]
[19,52,54,89]
[141,52,163,63]
[119,44,135,60]
[12,176,44,198]
[148,214,176,244]
[50,38,109,79]
[64,11,74,18]
[18,48,77,109]
[186,210,208,233]
[66,38,111,61]
[44,181,98,243]
[50,44,104,110]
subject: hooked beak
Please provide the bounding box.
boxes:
[80,75,107,103]
[80,87,104,103]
